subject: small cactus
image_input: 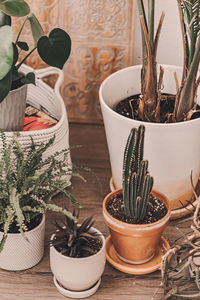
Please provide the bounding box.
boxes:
[122,125,153,222]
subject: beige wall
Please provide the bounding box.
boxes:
[133,0,183,66]
[18,1,183,124]
[17,0,136,124]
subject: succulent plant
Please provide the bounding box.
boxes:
[122,125,154,222]
[51,209,101,258]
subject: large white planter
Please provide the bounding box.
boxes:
[50,227,106,297]
[99,65,200,210]
[0,215,45,271]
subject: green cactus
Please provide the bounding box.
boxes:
[122,125,154,222]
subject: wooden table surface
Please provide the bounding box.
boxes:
[0,122,193,300]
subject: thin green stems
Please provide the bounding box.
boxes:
[15,16,28,44]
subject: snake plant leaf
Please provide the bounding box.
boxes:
[0,0,30,17]
[0,68,12,103]
[28,13,44,46]
[37,28,71,69]
[0,10,11,26]
[0,25,13,80]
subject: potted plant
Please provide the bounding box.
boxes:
[103,125,171,274]
[99,0,200,215]
[0,0,71,131]
[161,182,200,298]
[0,131,81,271]
[50,209,106,298]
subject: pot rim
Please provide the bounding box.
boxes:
[99,64,200,128]
[50,226,106,261]
[103,188,171,230]
[0,214,45,237]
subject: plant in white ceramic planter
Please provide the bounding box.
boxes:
[0,0,71,131]
[0,131,80,271]
[99,0,200,215]
[50,209,106,298]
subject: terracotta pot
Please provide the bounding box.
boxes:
[99,65,200,210]
[50,226,106,295]
[103,188,171,264]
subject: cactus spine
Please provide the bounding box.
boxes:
[122,125,153,222]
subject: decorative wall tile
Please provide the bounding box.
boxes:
[14,0,136,123]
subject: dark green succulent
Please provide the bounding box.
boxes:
[51,209,101,258]
[122,125,154,222]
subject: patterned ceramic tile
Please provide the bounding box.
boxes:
[14,0,136,123]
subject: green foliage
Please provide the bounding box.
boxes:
[175,0,200,121]
[137,1,200,123]
[0,131,80,252]
[0,0,30,17]
[122,125,153,222]
[0,0,71,102]
[51,209,100,258]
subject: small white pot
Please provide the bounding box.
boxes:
[0,84,27,131]
[99,65,200,210]
[50,227,106,294]
[0,215,45,271]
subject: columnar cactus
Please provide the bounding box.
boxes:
[122,125,154,222]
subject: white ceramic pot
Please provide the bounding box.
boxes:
[50,227,106,295]
[99,65,200,210]
[0,84,27,131]
[0,215,45,271]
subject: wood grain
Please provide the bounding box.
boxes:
[0,123,194,299]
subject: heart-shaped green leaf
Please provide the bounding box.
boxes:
[21,72,35,85]
[28,13,44,46]
[0,0,30,17]
[0,25,13,80]
[0,68,12,102]
[0,10,11,26]
[37,28,71,69]
[17,41,29,51]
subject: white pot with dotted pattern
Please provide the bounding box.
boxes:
[0,215,45,271]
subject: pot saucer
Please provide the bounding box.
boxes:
[109,176,199,220]
[53,276,101,299]
[106,235,170,275]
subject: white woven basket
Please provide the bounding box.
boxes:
[1,64,71,179]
